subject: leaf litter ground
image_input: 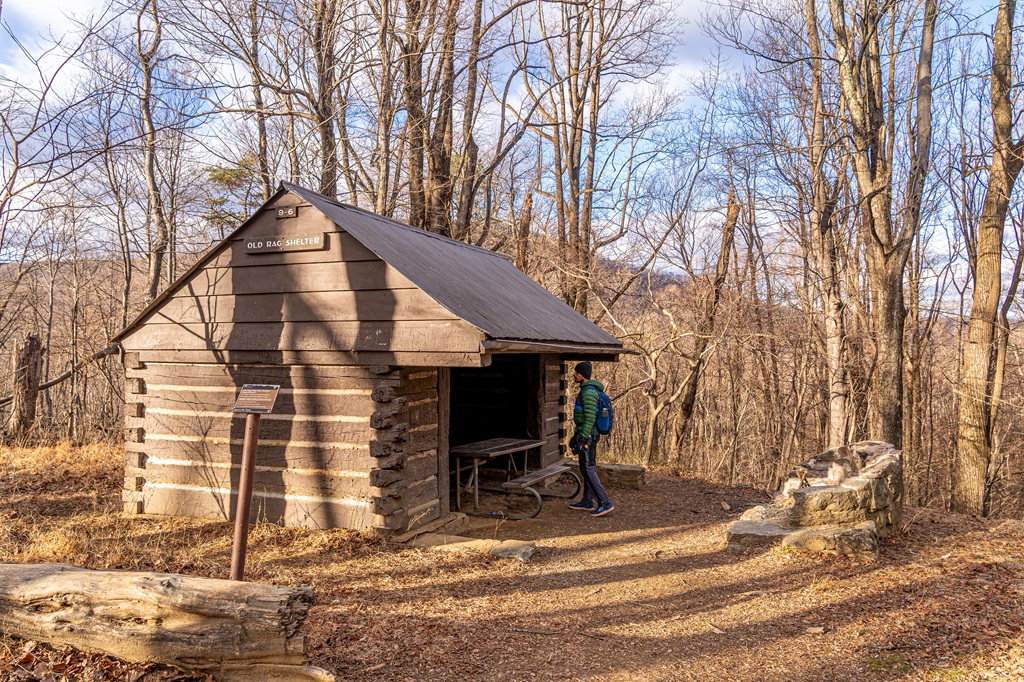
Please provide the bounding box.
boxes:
[0,444,1021,681]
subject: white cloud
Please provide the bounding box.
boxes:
[1,0,106,85]
[4,0,104,35]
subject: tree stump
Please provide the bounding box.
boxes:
[6,334,43,439]
[0,563,334,681]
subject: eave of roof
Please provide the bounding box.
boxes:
[482,339,632,355]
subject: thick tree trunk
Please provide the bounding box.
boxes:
[868,256,906,447]
[0,563,332,682]
[373,0,395,215]
[250,0,271,201]
[954,0,1024,515]
[806,0,848,448]
[5,334,43,439]
[313,0,338,198]
[826,0,935,447]
[425,0,459,236]
[515,191,532,271]
[454,0,483,241]
[823,283,848,446]
[403,0,427,229]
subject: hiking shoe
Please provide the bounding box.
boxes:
[568,500,595,511]
[590,502,615,517]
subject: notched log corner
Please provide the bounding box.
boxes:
[0,563,334,682]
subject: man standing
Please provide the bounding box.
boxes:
[568,361,614,516]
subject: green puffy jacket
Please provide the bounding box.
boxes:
[573,379,605,438]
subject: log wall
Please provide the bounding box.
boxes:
[388,368,443,529]
[540,357,568,466]
[123,358,441,533]
[115,192,576,530]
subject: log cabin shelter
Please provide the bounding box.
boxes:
[114,182,624,535]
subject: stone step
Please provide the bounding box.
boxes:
[726,519,793,552]
[726,518,879,559]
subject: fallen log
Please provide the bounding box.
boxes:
[0,563,334,681]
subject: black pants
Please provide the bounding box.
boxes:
[578,438,609,507]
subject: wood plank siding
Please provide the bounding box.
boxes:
[541,357,566,466]
[119,196,485,364]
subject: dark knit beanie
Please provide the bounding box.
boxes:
[574,361,592,380]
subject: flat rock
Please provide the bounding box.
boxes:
[781,523,879,559]
[741,504,789,522]
[726,518,879,559]
[407,533,537,561]
[726,519,792,548]
[488,541,536,562]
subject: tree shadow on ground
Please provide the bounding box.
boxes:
[312,556,1021,681]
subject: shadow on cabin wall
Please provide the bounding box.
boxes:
[222,201,291,527]
[217,196,399,530]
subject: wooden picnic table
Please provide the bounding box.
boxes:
[450,437,545,513]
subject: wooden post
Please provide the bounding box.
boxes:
[228,383,279,581]
[230,412,261,581]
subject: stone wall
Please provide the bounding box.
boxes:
[726,441,903,559]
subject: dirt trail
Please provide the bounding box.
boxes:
[304,477,1023,681]
[1,445,1022,681]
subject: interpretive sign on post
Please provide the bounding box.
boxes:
[229,384,280,581]
[233,384,280,413]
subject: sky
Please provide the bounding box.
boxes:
[1,0,106,81]
[3,0,70,33]
[1,0,712,88]
[2,0,103,42]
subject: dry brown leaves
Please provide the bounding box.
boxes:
[1,444,1022,682]
[0,639,208,682]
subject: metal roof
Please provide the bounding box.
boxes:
[283,183,622,351]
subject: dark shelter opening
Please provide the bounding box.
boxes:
[449,354,543,492]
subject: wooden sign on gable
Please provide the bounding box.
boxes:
[243,233,327,254]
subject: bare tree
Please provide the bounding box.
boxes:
[672,187,739,447]
[521,0,672,313]
[0,24,99,338]
[132,0,173,302]
[825,0,937,446]
[708,0,854,448]
[953,0,1024,515]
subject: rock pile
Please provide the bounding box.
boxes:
[726,441,903,559]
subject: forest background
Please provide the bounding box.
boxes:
[1,0,1021,519]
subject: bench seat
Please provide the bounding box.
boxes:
[502,464,571,491]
